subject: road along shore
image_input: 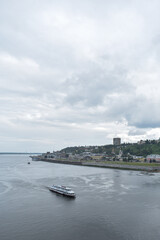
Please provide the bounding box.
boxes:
[32,157,160,172]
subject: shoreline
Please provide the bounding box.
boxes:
[31,157,160,172]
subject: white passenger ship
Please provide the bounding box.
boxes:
[49,185,76,198]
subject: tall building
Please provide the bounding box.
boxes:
[113,138,121,145]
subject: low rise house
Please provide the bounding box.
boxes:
[132,155,145,162]
[146,154,160,163]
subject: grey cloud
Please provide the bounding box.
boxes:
[128,129,146,136]
[63,63,130,107]
[1,0,160,151]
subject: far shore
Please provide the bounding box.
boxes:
[31,157,160,172]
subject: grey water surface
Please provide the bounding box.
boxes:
[0,155,160,240]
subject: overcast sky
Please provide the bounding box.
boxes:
[1,0,160,152]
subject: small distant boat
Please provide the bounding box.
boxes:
[28,162,30,164]
[49,185,76,198]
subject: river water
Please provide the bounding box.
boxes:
[0,155,160,240]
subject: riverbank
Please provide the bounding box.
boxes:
[31,157,160,172]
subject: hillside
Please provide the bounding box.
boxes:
[61,140,160,157]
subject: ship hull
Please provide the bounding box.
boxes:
[49,187,76,198]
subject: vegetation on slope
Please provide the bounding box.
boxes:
[61,140,160,157]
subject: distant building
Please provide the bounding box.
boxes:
[137,140,145,144]
[112,147,115,154]
[146,154,160,163]
[118,149,123,157]
[113,138,121,145]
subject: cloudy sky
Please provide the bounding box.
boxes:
[1,0,160,152]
